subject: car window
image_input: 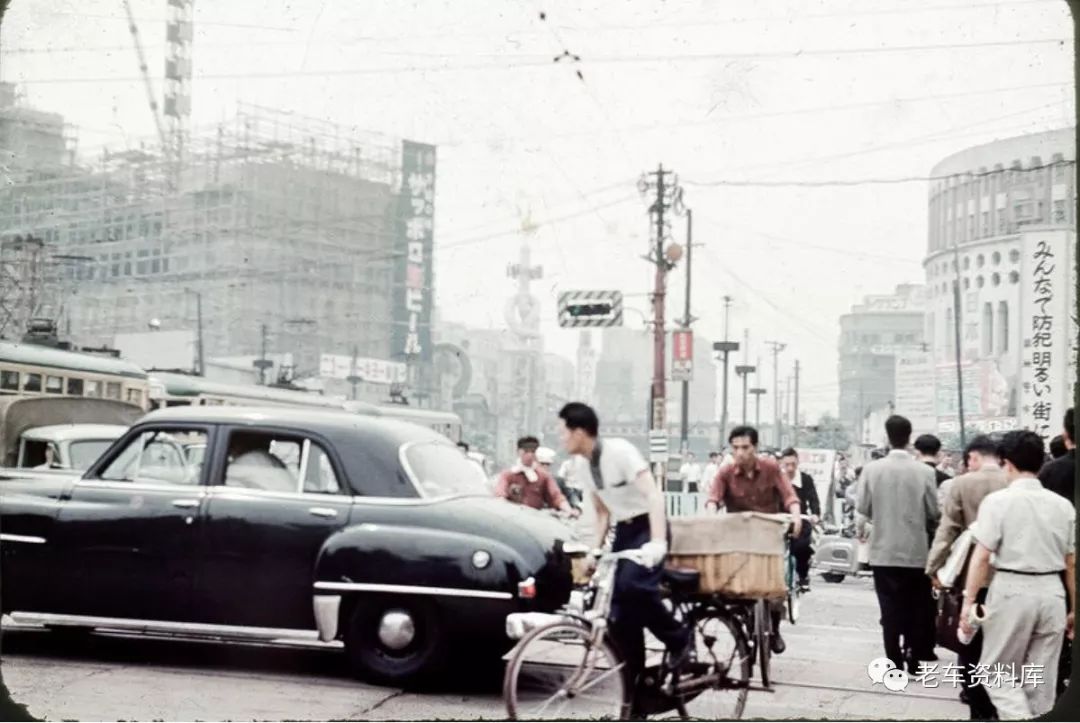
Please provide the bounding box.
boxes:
[222,431,300,493]
[68,440,114,470]
[99,429,207,486]
[303,442,342,495]
[403,440,491,498]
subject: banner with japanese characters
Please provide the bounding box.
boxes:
[393,141,436,367]
[1019,231,1072,445]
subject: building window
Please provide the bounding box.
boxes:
[998,301,1009,354]
[976,275,985,288]
[982,211,990,235]
[976,254,985,268]
[964,278,971,290]
[992,251,1001,265]
[1009,270,1020,284]
[982,303,994,357]
[991,272,1001,287]
[1009,248,1020,264]
[963,256,971,270]
[1054,199,1067,223]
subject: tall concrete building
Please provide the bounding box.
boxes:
[837,284,928,442]
[923,128,1076,443]
[0,101,438,403]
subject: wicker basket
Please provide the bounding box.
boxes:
[668,513,788,599]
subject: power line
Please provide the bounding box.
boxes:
[11,37,1070,85]
[686,159,1076,188]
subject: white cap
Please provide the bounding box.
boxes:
[535,446,556,465]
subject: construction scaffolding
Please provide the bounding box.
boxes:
[0,102,412,384]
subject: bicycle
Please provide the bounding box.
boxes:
[503,549,758,720]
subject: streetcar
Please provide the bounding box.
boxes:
[0,340,151,408]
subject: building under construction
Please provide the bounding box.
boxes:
[0,91,432,396]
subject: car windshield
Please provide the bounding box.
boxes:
[403,441,492,499]
[68,440,114,470]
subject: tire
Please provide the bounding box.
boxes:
[787,589,801,625]
[755,600,771,689]
[676,611,751,720]
[344,596,447,686]
[822,572,846,584]
[504,621,629,721]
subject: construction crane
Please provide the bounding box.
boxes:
[120,0,171,163]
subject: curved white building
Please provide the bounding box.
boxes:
[923,128,1076,441]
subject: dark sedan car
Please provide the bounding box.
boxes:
[1,407,583,683]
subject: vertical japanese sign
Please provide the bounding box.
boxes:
[1019,232,1070,445]
[672,329,693,382]
[394,141,436,369]
[894,351,936,433]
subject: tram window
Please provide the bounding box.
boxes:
[127,388,143,405]
[45,376,63,394]
[67,378,84,395]
[85,380,101,397]
[0,370,20,391]
[105,382,122,400]
[23,373,42,392]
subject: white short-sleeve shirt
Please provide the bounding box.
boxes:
[571,437,652,522]
[972,476,1075,572]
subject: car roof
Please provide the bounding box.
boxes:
[21,423,130,442]
[138,405,448,445]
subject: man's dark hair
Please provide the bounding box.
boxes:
[779,447,798,460]
[708,452,718,460]
[457,441,470,453]
[1049,435,1067,459]
[558,402,599,438]
[913,434,942,456]
[997,430,1046,474]
[884,415,913,449]
[963,434,998,465]
[516,436,540,450]
[1064,407,1075,444]
[728,425,758,446]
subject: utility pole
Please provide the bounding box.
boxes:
[713,295,738,449]
[765,340,787,447]
[750,387,767,428]
[951,276,967,448]
[253,323,272,385]
[347,344,364,401]
[195,291,204,376]
[679,208,694,455]
[793,359,801,446]
[639,164,684,484]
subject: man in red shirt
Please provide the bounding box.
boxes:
[495,436,579,517]
[705,425,801,653]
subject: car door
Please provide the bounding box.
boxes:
[193,426,351,630]
[51,424,213,622]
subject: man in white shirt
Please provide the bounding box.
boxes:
[560,402,691,715]
[961,430,1076,719]
[679,451,703,493]
[702,451,720,492]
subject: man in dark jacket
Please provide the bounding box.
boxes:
[914,433,952,488]
[779,447,821,590]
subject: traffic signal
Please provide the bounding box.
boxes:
[566,302,614,318]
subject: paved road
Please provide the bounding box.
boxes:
[2,574,971,720]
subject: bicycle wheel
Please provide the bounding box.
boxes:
[755,599,771,689]
[675,610,752,720]
[504,621,630,721]
[786,554,801,625]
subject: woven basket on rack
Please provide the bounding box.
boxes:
[667,512,789,599]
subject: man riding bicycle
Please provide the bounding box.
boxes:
[705,425,802,654]
[558,402,692,717]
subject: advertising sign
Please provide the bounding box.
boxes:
[672,329,693,382]
[1019,232,1072,444]
[894,352,936,433]
[795,447,838,526]
[319,354,407,386]
[393,141,436,364]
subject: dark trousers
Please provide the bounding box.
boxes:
[609,515,690,687]
[871,566,936,670]
[958,588,997,720]
[790,524,813,581]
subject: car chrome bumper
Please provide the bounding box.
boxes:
[313,594,341,642]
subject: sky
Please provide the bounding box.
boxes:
[1,0,1075,420]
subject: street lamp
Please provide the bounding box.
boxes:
[183,288,205,376]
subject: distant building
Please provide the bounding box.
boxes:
[837,284,927,442]
[923,128,1076,443]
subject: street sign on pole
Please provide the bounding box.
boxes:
[649,430,669,463]
[672,329,693,382]
[557,290,624,328]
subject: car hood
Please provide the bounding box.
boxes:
[433,494,582,551]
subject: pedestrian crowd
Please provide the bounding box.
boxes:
[853,408,1075,720]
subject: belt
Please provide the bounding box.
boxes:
[996,568,1065,576]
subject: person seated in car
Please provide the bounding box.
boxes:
[225,435,297,493]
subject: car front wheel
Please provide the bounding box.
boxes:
[822,572,846,584]
[344,596,447,685]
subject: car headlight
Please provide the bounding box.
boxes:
[471,550,491,569]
